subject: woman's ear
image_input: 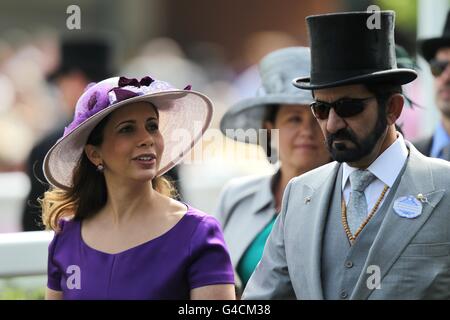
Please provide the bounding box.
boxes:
[84,144,102,166]
[386,94,404,125]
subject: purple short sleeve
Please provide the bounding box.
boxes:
[47,220,64,291]
[188,216,235,289]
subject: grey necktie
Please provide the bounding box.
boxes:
[440,143,450,161]
[347,170,376,235]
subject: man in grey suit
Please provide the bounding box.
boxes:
[243,11,450,300]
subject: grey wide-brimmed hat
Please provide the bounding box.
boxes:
[220,46,314,144]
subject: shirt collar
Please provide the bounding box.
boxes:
[342,133,408,190]
[430,122,450,158]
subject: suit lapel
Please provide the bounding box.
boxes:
[300,162,341,299]
[351,146,445,299]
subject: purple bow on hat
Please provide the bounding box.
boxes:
[63,76,192,137]
[109,76,192,104]
[109,76,155,103]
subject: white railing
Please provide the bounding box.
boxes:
[0,231,53,278]
[0,172,30,233]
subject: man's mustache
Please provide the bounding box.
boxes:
[326,129,359,147]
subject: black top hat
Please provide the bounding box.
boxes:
[294,11,417,90]
[47,38,113,82]
[419,11,450,62]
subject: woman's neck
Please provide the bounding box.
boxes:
[102,178,157,226]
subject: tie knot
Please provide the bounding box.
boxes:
[349,170,376,192]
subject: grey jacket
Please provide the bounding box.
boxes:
[243,142,450,299]
[215,171,278,288]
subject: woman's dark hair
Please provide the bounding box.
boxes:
[41,106,177,231]
[261,104,280,159]
[70,115,110,222]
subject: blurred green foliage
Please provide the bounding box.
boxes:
[376,0,417,31]
[0,286,45,300]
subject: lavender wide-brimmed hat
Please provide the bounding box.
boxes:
[43,76,213,190]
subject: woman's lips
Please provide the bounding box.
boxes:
[133,158,156,168]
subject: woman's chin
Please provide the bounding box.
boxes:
[130,170,158,183]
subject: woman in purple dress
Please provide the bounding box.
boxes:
[40,76,235,299]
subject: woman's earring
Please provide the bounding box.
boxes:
[96,163,104,172]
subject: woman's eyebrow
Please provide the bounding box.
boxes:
[115,117,158,128]
[115,120,135,128]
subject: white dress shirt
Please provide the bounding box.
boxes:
[342,133,408,216]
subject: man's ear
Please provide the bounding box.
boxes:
[385,94,404,125]
[84,144,102,166]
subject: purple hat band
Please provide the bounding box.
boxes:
[63,76,192,137]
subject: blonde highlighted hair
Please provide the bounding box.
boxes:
[40,176,177,232]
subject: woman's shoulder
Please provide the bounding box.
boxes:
[48,217,79,254]
[220,173,273,204]
[226,173,272,192]
[54,216,79,236]
[183,203,214,221]
[181,204,228,248]
[181,203,222,232]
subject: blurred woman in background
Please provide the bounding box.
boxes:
[216,47,331,296]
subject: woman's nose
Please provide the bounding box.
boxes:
[137,129,154,147]
[299,114,322,138]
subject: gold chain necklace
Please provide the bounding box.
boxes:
[341,185,389,244]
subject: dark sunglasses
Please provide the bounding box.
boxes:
[310,97,376,120]
[429,59,450,77]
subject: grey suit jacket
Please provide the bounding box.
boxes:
[243,142,450,299]
[215,172,278,288]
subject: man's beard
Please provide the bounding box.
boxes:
[325,110,388,163]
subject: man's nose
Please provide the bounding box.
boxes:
[326,108,346,134]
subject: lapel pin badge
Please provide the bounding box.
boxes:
[415,193,428,204]
[393,195,423,219]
